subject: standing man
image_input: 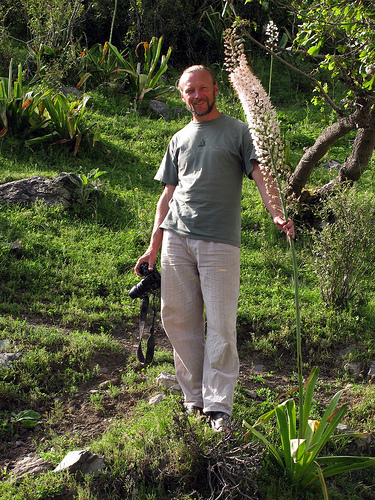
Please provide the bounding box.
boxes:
[135,65,294,432]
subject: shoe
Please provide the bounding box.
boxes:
[185,404,203,416]
[209,412,230,432]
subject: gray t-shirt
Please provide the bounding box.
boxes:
[155,114,256,247]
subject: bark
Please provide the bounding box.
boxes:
[286,101,373,198]
[338,105,375,182]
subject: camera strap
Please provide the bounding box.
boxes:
[137,292,156,365]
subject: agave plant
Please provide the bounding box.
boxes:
[0,60,49,137]
[26,92,98,156]
[108,37,174,102]
[224,29,375,498]
[78,42,124,87]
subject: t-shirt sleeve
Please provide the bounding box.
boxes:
[154,142,178,186]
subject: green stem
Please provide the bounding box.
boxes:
[109,0,118,45]
[270,154,303,436]
[268,55,274,97]
[289,236,303,436]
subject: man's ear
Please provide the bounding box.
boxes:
[214,82,219,96]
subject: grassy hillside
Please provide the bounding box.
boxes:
[0,84,374,499]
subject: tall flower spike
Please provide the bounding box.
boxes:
[224,30,288,218]
[225,29,304,433]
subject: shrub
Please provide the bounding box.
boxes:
[312,184,375,309]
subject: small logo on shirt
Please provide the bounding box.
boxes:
[198,139,206,148]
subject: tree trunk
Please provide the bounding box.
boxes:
[338,105,375,182]
[286,102,373,198]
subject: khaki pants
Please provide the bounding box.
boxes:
[161,230,240,415]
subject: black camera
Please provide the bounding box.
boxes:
[129,263,161,299]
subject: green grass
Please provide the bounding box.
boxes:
[0,83,374,499]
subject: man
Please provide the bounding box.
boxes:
[135,65,294,432]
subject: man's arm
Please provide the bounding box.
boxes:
[134,184,176,275]
[251,161,295,240]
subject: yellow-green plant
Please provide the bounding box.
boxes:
[67,169,106,205]
[0,59,48,137]
[224,29,375,498]
[108,37,174,102]
[26,92,98,155]
[78,42,124,87]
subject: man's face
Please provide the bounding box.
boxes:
[179,70,219,120]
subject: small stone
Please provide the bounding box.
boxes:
[0,352,22,368]
[343,362,362,380]
[11,456,52,478]
[149,394,165,405]
[251,364,266,373]
[53,449,105,476]
[0,339,11,351]
[98,380,111,390]
[169,384,182,394]
[156,372,178,390]
[335,423,353,434]
[367,361,375,377]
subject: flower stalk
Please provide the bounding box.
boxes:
[224,31,304,434]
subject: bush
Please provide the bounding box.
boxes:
[312,184,375,309]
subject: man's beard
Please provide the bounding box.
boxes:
[187,94,216,117]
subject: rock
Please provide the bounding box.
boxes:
[355,433,372,452]
[1,241,22,257]
[337,344,357,360]
[335,423,353,434]
[0,172,83,208]
[156,372,180,390]
[10,456,53,479]
[169,384,182,394]
[367,361,375,377]
[57,86,83,98]
[149,100,170,120]
[149,100,183,121]
[0,339,11,351]
[319,159,341,170]
[0,352,22,368]
[251,364,267,373]
[149,394,165,405]
[53,449,105,476]
[98,380,111,390]
[343,361,362,380]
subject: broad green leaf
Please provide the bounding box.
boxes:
[275,404,294,471]
[244,423,284,469]
[307,45,321,56]
[300,366,319,437]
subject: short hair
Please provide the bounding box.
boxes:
[178,65,216,91]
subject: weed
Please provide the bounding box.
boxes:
[89,391,104,411]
